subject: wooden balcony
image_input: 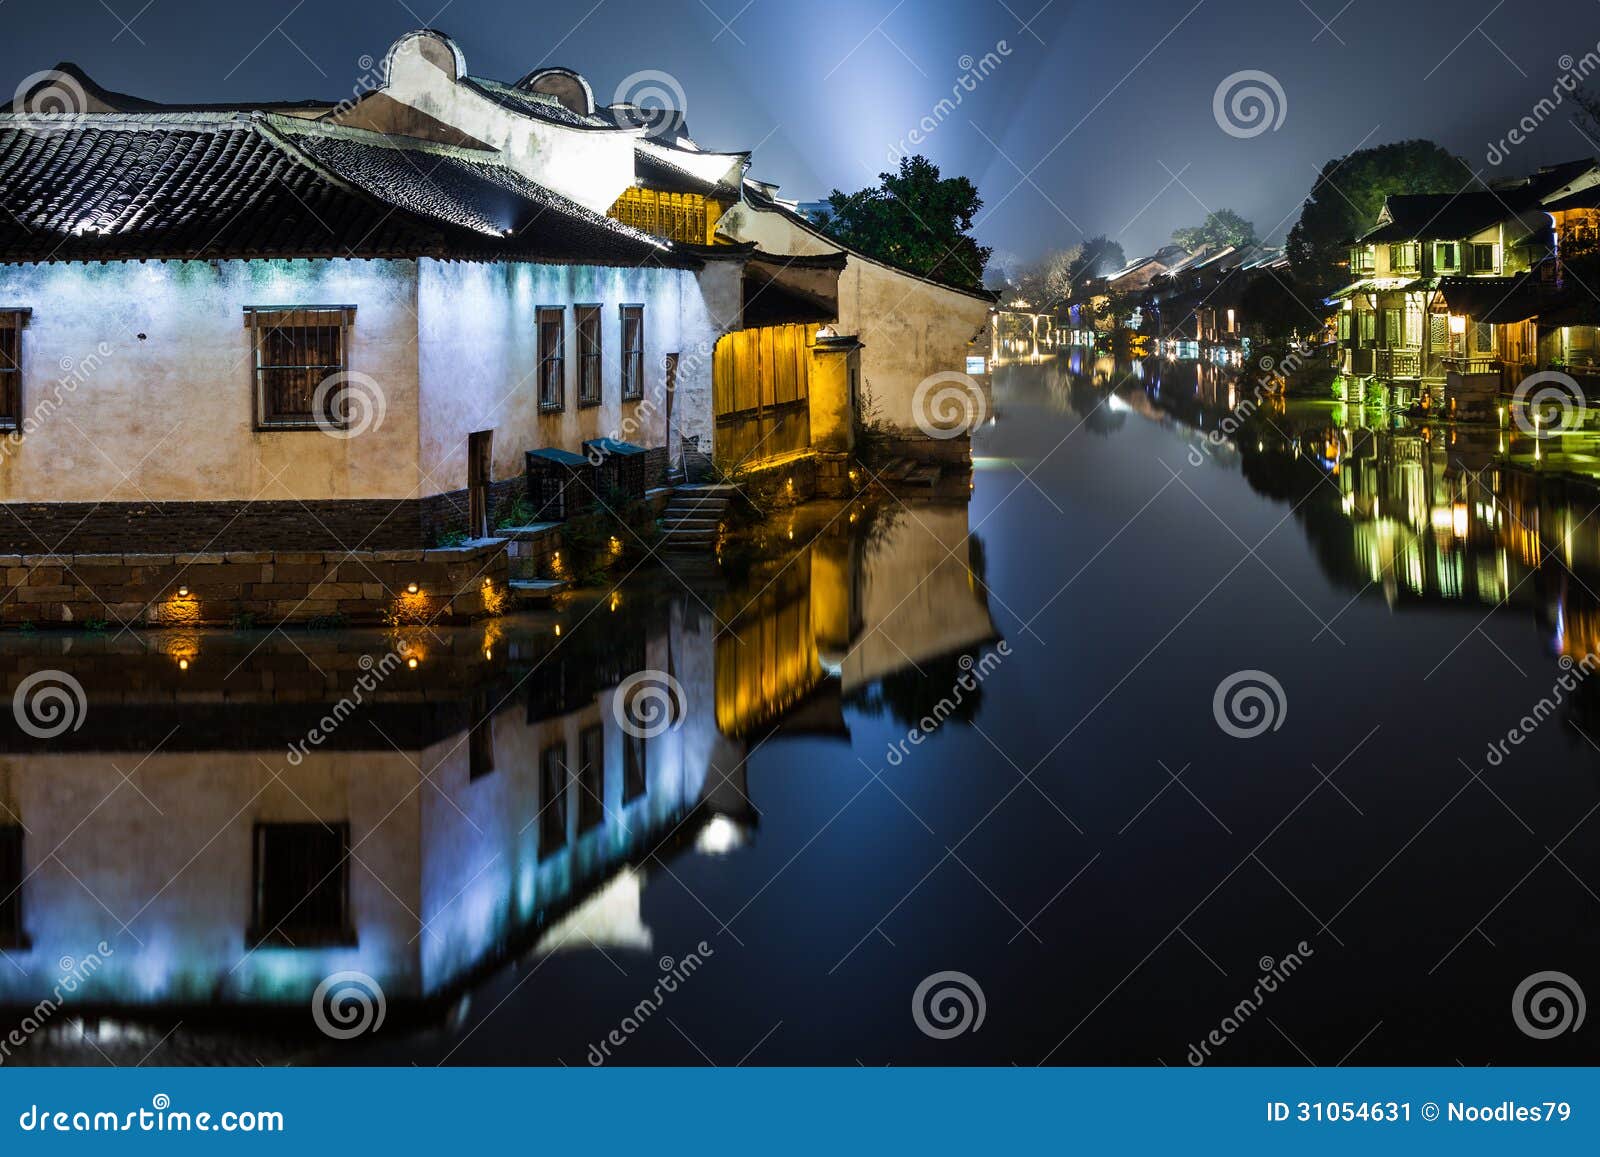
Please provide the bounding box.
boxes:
[1374,348,1421,379]
[1441,355,1501,376]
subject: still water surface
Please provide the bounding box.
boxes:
[3,352,1598,1065]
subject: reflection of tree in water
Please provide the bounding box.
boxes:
[1064,378,1127,435]
[847,647,986,728]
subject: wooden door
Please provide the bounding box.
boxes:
[467,430,493,540]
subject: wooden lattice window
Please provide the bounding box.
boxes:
[538,307,565,413]
[248,822,353,947]
[245,307,355,430]
[577,305,602,408]
[620,305,644,401]
[0,310,27,431]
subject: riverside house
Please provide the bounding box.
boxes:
[1331,159,1600,409]
[0,29,989,628]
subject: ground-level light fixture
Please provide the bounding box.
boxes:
[176,585,189,597]
[406,582,419,594]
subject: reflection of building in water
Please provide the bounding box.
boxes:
[713,503,1001,740]
[1080,353,1600,661]
[0,494,997,1054]
[0,608,749,1041]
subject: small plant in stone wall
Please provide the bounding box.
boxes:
[548,488,660,585]
[852,381,894,470]
[431,528,472,549]
[494,496,539,530]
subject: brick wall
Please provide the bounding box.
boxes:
[0,541,510,629]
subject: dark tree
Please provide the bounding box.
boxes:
[1172,209,1257,252]
[1287,140,1474,298]
[1237,271,1314,343]
[813,156,992,291]
[1067,235,1127,285]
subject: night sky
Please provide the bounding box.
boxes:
[7,0,1600,269]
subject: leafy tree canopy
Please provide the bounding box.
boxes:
[1172,209,1257,253]
[1067,235,1127,283]
[1007,247,1079,308]
[1286,140,1473,297]
[812,156,992,291]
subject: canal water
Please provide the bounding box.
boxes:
[3,351,1598,1066]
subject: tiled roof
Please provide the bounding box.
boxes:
[1358,192,1509,243]
[0,113,689,267]
[463,76,607,128]
[277,122,678,264]
[0,115,445,262]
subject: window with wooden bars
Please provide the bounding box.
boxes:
[248,822,353,947]
[1350,247,1374,273]
[539,742,569,857]
[0,310,27,431]
[538,307,565,413]
[620,306,644,401]
[576,305,602,408]
[578,725,604,832]
[1434,242,1459,271]
[1469,243,1498,273]
[245,307,355,430]
[0,825,23,947]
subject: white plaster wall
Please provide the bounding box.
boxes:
[838,257,994,433]
[0,259,422,503]
[378,35,637,215]
[417,259,735,490]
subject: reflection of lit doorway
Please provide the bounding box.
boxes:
[467,430,493,540]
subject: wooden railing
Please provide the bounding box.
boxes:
[1442,355,1500,376]
[1375,348,1420,378]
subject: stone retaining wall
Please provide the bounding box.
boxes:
[0,541,510,629]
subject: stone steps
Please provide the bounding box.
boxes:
[658,485,737,552]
